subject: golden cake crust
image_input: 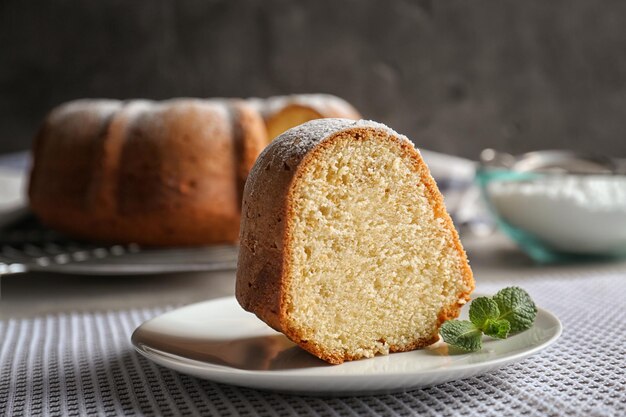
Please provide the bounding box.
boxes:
[29,98,267,246]
[236,118,474,364]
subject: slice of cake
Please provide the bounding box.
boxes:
[236,119,474,364]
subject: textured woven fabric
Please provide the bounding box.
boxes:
[1,272,625,417]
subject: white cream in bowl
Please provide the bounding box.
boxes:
[488,175,626,254]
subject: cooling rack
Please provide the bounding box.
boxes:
[0,209,238,276]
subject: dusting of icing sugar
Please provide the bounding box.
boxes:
[52,98,237,123]
[248,94,360,119]
[122,100,154,115]
[272,118,411,161]
[246,118,419,193]
[280,94,360,118]
[159,98,232,117]
[244,97,268,115]
[49,99,122,122]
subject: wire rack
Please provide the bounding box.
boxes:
[0,209,238,276]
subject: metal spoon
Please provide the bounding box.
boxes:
[480,149,626,175]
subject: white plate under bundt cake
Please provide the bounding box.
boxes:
[236,118,474,364]
[28,94,361,246]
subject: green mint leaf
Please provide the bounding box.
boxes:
[469,296,500,330]
[439,286,538,353]
[440,320,483,352]
[483,318,511,339]
[493,287,537,332]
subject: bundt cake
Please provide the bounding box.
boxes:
[29,98,267,246]
[29,95,362,246]
[251,94,361,140]
[236,118,474,364]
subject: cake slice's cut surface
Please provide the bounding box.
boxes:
[284,130,471,363]
[266,106,322,140]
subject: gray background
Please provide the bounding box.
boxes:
[2,0,626,159]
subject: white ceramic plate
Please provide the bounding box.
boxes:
[131,296,561,396]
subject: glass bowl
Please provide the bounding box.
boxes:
[476,150,626,263]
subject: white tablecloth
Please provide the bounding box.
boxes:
[2,271,625,416]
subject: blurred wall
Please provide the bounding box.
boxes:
[2,0,626,158]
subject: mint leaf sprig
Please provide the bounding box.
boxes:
[440,287,537,352]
